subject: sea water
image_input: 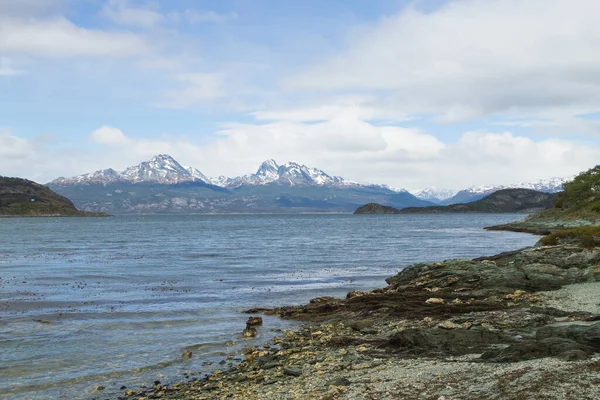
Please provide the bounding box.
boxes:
[0,214,539,399]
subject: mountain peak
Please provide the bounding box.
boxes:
[256,159,279,176]
[50,154,211,186]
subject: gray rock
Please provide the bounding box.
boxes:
[558,349,590,361]
[536,322,600,349]
[283,367,302,377]
[326,377,351,386]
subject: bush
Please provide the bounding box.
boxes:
[539,226,600,248]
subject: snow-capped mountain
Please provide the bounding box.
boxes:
[413,178,568,205]
[50,168,123,186]
[210,160,356,189]
[186,166,210,184]
[442,177,568,205]
[50,154,212,186]
[412,187,457,203]
[47,155,434,214]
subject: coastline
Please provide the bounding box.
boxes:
[115,233,600,400]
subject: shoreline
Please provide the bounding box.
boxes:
[115,234,600,400]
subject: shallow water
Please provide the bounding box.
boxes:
[0,214,538,399]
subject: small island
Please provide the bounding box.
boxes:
[0,176,109,217]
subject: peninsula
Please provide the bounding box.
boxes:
[0,176,108,217]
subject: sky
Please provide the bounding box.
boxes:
[2,0,600,191]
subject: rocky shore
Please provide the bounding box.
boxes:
[115,235,600,400]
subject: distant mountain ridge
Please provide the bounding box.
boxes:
[47,155,433,214]
[50,155,367,190]
[413,178,567,205]
[50,154,212,186]
[208,159,357,189]
[355,189,558,215]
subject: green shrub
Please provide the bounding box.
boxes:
[539,226,600,247]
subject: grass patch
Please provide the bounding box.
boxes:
[538,226,600,247]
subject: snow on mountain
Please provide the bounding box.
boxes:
[412,187,457,202]
[185,166,210,184]
[464,177,567,195]
[216,160,357,189]
[51,168,123,186]
[413,178,569,205]
[49,154,211,186]
[440,177,569,205]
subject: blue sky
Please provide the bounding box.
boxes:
[1,0,600,190]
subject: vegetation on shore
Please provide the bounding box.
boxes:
[0,176,108,217]
[538,226,600,248]
[487,165,600,233]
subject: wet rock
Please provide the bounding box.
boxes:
[309,296,336,304]
[181,350,192,359]
[246,316,263,327]
[347,290,365,299]
[243,327,257,337]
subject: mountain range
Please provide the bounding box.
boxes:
[412,177,566,205]
[46,154,568,214]
[47,155,432,213]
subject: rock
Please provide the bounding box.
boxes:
[96,385,105,391]
[309,296,336,304]
[536,322,600,349]
[181,350,192,359]
[282,367,302,377]
[243,327,257,337]
[387,326,509,355]
[326,377,351,386]
[347,290,365,299]
[246,316,263,327]
[426,298,445,305]
[481,337,592,362]
[558,349,590,361]
[349,320,374,331]
[437,320,460,330]
[360,328,378,335]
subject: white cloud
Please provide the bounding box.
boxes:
[90,126,133,146]
[4,119,600,191]
[0,16,150,58]
[284,0,600,123]
[184,10,238,24]
[102,0,165,28]
[0,130,35,159]
[155,73,225,108]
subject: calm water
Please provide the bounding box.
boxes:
[0,214,538,399]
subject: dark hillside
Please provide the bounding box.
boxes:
[0,176,107,217]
